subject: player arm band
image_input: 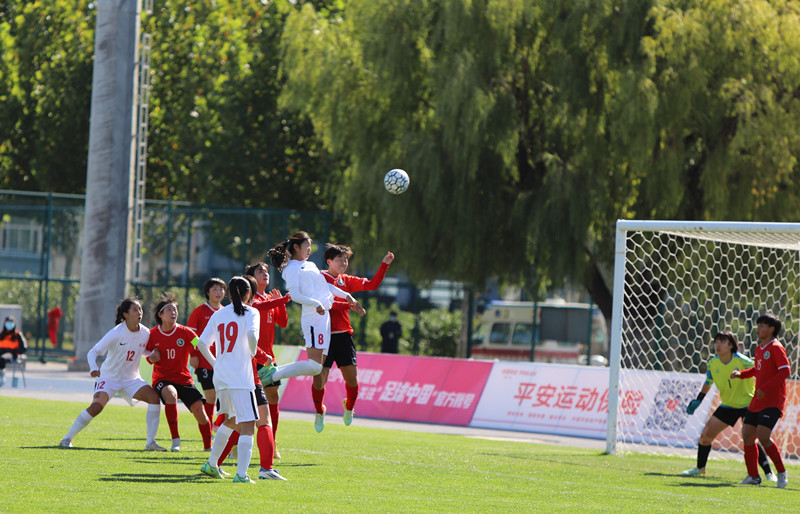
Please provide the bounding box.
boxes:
[191,337,200,348]
[695,392,706,402]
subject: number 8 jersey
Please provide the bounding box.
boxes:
[199,303,260,390]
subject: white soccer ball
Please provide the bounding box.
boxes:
[384,169,410,195]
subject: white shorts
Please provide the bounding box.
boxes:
[301,310,331,353]
[94,376,150,406]
[217,389,259,423]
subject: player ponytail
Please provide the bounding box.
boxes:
[115,297,140,325]
[228,276,250,316]
[268,231,311,270]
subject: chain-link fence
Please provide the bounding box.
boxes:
[1,190,469,363]
[0,189,334,362]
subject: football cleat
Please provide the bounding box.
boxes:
[314,405,326,433]
[58,438,73,448]
[257,364,278,386]
[259,468,287,481]
[777,471,788,489]
[170,438,181,452]
[740,475,762,485]
[680,467,705,477]
[145,441,167,452]
[233,474,256,484]
[765,472,777,483]
[201,462,224,479]
[342,398,354,426]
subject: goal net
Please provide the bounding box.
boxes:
[607,221,800,460]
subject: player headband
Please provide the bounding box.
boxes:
[159,302,176,313]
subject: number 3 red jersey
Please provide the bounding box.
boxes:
[146,324,198,386]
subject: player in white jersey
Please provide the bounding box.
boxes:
[258,232,359,416]
[59,298,165,451]
[197,276,261,483]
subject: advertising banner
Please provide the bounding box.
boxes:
[470,362,611,438]
[279,351,493,426]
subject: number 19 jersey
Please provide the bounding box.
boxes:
[199,303,259,391]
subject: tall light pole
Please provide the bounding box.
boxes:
[71,0,142,369]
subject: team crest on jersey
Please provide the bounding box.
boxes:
[763,351,770,360]
[336,278,345,287]
[177,338,185,347]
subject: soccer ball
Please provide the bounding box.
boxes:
[384,169,410,195]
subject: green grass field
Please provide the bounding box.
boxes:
[2,397,797,512]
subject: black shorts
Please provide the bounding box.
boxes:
[712,405,748,427]
[154,380,205,407]
[254,384,268,406]
[744,407,783,430]
[194,368,214,390]
[324,332,357,369]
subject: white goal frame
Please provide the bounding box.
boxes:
[606,220,800,456]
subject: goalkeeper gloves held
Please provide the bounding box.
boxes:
[686,392,706,415]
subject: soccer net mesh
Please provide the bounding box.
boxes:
[607,221,800,460]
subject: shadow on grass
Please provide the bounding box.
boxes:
[98,473,208,483]
[36,445,131,452]
[644,472,736,488]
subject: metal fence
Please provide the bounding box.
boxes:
[1,189,471,362]
[0,189,335,362]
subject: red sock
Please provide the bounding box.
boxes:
[214,413,226,429]
[764,442,786,473]
[257,424,275,470]
[217,431,240,467]
[744,444,759,478]
[345,383,359,411]
[269,403,280,437]
[203,402,215,426]
[198,422,212,450]
[312,386,326,414]
[165,403,180,439]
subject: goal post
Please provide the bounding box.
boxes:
[606,220,800,457]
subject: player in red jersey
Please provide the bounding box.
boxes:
[147,294,212,451]
[245,262,290,459]
[313,244,393,431]
[187,278,226,429]
[731,313,791,488]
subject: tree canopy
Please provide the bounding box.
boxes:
[3,0,800,315]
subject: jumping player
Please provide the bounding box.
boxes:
[187,277,226,431]
[680,331,774,480]
[731,313,791,487]
[146,294,212,452]
[312,244,393,432]
[258,233,360,404]
[59,298,165,451]
[198,276,260,483]
[245,262,290,459]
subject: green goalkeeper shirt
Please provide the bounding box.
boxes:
[705,352,755,409]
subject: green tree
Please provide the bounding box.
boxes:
[280,0,800,320]
[0,1,94,192]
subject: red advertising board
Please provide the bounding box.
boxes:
[279,350,493,426]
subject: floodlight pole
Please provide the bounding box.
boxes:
[71,0,142,369]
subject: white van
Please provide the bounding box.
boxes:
[470,300,607,364]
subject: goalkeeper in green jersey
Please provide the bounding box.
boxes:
[680,331,775,481]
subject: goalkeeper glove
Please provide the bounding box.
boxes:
[686,392,706,415]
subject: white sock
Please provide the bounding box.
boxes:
[272,360,323,381]
[237,435,254,478]
[209,424,234,467]
[146,403,161,444]
[64,410,93,440]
